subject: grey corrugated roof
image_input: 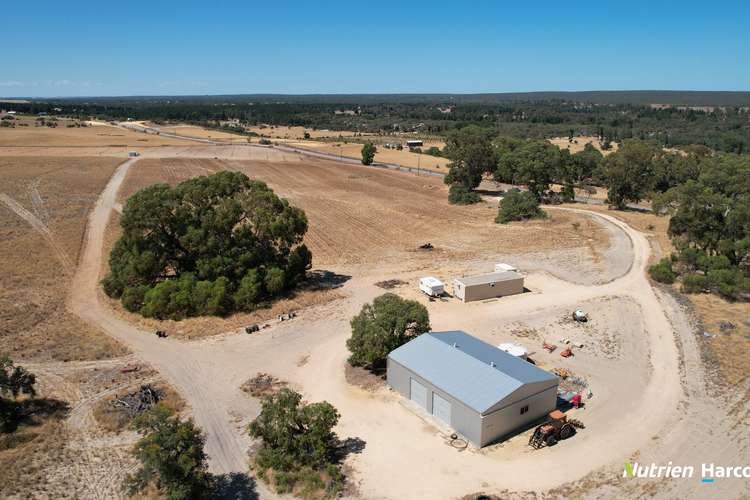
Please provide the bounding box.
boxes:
[388,331,556,414]
[454,271,523,286]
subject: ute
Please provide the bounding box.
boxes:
[528,410,577,448]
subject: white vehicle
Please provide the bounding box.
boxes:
[128,151,140,157]
[495,262,518,273]
[419,276,444,297]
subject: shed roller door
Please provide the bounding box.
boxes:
[432,392,452,424]
[410,379,427,409]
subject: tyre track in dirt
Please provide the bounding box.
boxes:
[0,192,74,271]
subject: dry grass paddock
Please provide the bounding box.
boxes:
[0,116,189,148]
[549,135,619,155]
[0,156,128,361]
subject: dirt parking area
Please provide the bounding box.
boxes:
[0,157,128,361]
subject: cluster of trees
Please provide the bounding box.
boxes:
[443,125,604,206]
[651,154,750,300]
[347,293,431,370]
[102,171,312,319]
[248,388,344,496]
[0,356,36,433]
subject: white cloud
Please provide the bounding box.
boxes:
[0,81,23,87]
[51,79,75,87]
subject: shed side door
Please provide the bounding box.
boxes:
[410,378,427,409]
[432,392,452,425]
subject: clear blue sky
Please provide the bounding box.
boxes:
[2,0,748,97]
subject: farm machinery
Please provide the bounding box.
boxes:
[528,410,583,449]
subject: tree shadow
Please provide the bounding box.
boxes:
[303,270,352,291]
[333,436,366,463]
[211,472,259,500]
[1,398,70,434]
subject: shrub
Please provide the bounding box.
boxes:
[648,258,676,284]
[681,274,707,293]
[361,143,376,165]
[264,267,286,296]
[496,189,547,224]
[234,269,262,311]
[448,184,481,205]
[121,285,150,312]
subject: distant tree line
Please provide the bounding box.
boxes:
[102,171,312,319]
[6,98,749,154]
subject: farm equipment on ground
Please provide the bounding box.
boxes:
[529,410,579,449]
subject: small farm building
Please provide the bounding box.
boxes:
[387,331,558,447]
[453,271,524,302]
[405,139,423,148]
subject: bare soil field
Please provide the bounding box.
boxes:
[0,157,128,361]
[0,116,189,147]
[549,135,619,155]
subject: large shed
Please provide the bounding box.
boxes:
[452,271,524,302]
[387,331,558,447]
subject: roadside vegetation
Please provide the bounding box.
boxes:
[102,171,312,319]
[361,143,376,165]
[124,404,212,499]
[248,388,345,498]
[347,293,430,371]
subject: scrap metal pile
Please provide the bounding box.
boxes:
[110,384,163,417]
